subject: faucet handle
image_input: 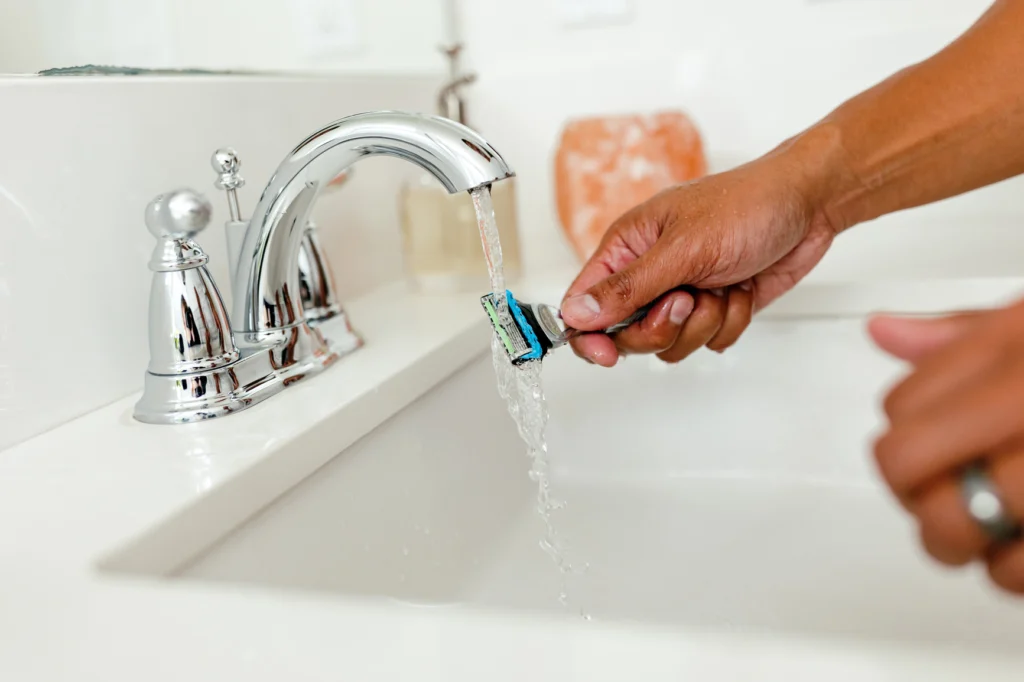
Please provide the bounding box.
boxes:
[145,189,213,271]
[211,147,245,222]
[136,188,240,422]
[146,188,212,240]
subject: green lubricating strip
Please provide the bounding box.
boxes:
[483,297,515,355]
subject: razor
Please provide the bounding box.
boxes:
[481,290,654,366]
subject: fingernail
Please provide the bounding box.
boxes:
[739,280,753,292]
[669,296,694,325]
[562,294,601,323]
[710,288,726,297]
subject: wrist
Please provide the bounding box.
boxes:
[770,122,865,234]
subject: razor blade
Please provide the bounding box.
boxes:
[481,290,654,366]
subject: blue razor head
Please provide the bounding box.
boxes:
[505,290,544,362]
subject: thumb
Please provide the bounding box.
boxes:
[867,312,983,363]
[561,245,680,331]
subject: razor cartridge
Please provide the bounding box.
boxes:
[481,289,655,366]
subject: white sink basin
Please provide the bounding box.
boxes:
[174,317,1024,651]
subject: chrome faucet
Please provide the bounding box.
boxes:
[134,111,515,424]
[210,148,345,328]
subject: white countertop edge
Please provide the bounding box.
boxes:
[763,277,1024,317]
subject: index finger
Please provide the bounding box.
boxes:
[883,313,1009,422]
[563,225,648,300]
[868,311,987,364]
[564,257,615,299]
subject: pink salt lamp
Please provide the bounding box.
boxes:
[554,111,707,261]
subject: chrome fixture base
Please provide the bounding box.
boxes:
[134,321,342,425]
[135,365,253,425]
[135,111,514,424]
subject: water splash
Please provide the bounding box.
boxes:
[472,185,587,610]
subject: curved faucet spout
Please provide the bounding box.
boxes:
[232,111,515,340]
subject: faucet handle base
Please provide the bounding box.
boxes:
[134,321,350,425]
[298,222,344,326]
[321,310,363,358]
[133,366,267,425]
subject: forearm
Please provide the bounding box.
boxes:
[794,0,1024,231]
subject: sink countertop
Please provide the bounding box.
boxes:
[3,274,1024,681]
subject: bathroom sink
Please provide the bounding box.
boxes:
[174,316,1024,652]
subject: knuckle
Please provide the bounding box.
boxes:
[707,313,754,352]
[656,349,686,365]
[703,289,728,313]
[706,335,734,353]
[919,526,968,567]
[873,430,912,494]
[987,556,1024,595]
[689,298,725,336]
[731,308,754,334]
[649,324,679,351]
[882,384,908,420]
[612,336,637,355]
[569,339,596,363]
[606,271,639,306]
[915,497,975,566]
[708,326,744,353]
[615,331,663,355]
[705,340,727,353]
[989,455,1024,519]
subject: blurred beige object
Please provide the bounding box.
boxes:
[398,43,521,293]
[400,176,520,292]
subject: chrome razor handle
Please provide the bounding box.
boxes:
[602,303,656,334]
[561,302,656,341]
[531,292,682,351]
[588,285,701,335]
[542,301,655,348]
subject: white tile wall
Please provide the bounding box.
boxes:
[460,0,1022,280]
[1,0,449,75]
[0,74,441,450]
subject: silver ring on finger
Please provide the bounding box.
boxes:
[960,463,1022,544]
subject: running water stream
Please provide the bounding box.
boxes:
[471,185,587,611]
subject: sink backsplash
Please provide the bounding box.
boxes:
[0,74,439,450]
